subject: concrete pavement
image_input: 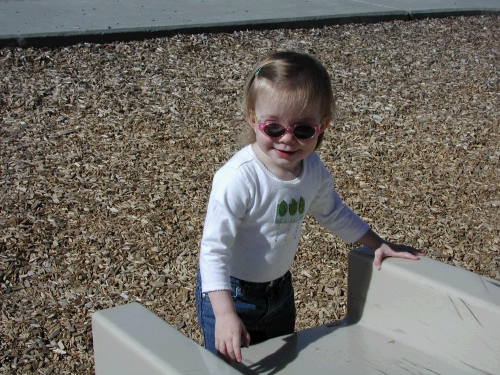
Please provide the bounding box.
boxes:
[0,0,499,47]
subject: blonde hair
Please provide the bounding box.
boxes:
[240,51,335,150]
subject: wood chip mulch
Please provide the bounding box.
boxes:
[1,15,499,374]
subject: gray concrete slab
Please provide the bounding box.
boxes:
[0,0,499,47]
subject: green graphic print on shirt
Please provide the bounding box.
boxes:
[275,197,305,242]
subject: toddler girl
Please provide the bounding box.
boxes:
[196,51,423,363]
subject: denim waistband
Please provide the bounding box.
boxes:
[230,271,290,292]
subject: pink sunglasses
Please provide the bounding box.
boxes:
[258,120,321,140]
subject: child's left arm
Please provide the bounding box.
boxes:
[357,229,425,270]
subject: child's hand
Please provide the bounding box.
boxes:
[215,312,251,363]
[373,242,425,270]
[208,290,250,363]
[357,229,425,269]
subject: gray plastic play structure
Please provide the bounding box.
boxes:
[92,247,500,374]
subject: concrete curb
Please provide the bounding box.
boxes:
[1,8,499,48]
[408,7,500,19]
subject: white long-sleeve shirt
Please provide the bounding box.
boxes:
[199,145,369,293]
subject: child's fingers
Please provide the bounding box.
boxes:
[242,328,251,348]
[232,335,243,363]
[392,243,425,256]
[216,339,234,363]
[373,251,383,270]
[223,328,250,363]
[373,244,423,270]
[215,340,227,362]
[394,251,420,260]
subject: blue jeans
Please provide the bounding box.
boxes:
[195,268,296,355]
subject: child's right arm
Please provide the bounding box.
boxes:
[208,290,250,363]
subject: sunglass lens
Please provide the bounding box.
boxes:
[293,124,316,139]
[263,123,286,138]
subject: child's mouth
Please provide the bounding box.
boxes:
[275,149,296,157]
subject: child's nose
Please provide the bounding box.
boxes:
[280,128,297,143]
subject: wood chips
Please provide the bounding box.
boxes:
[1,15,499,374]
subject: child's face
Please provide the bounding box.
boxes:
[248,88,329,180]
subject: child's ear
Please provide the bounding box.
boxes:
[320,117,331,133]
[247,110,257,126]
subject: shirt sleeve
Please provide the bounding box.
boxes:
[308,165,369,244]
[199,167,250,293]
